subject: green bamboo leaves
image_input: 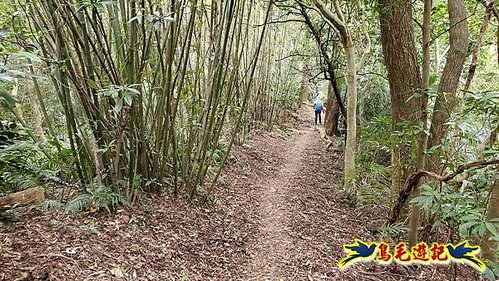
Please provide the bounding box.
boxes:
[19,0,303,200]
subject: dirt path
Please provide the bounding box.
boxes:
[239,108,362,280]
[0,108,481,281]
[238,108,472,280]
[246,125,314,279]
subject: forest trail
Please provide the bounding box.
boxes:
[233,107,382,280]
[245,113,315,279]
[0,107,472,280]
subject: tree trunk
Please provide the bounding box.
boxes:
[435,38,441,72]
[300,69,311,103]
[314,0,357,187]
[27,87,46,142]
[479,127,498,261]
[481,164,499,262]
[408,0,432,247]
[344,44,357,182]
[463,10,492,92]
[325,81,340,136]
[427,0,469,173]
[378,0,423,194]
[408,0,469,245]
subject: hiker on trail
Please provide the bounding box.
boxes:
[311,88,320,101]
[313,97,325,125]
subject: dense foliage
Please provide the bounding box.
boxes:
[0,1,306,202]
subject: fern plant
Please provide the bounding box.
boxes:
[378,222,409,242]
[44,199,63,210]
[65,184,128,214]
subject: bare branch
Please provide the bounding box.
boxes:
[462,9,492,92]
[253,19,305,27]
[477,0,499,20]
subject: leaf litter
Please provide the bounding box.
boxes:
[0,109,486,280]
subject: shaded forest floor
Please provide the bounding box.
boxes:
[0,108,485,280]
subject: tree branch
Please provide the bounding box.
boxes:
[253,19,305,27]
[314,0,348,45]
[429,13,473,45]
[387,158,499,225]
[275,53,317,62]
[296,1,348,120]
[478,0,499,20]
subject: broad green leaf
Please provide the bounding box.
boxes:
[13,51,42,63]
[477,224,487,236]
[0,86,16,108]
[125,87,140,95]
[6,69,26,78]
[124,93,133,106]
[0,73,15,83]
[482,268,496,281]
[99,0,117,5]
[461,214,480,221]
[459,221,479,235]
[485,222,498,236]
[409,196,423,204]
[113,98,123,113]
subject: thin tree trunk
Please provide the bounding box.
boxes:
[482,164,499,262]
[344,45,357,182]
[29,65,56,140]
[314,0,357,186]
[463,9,492,92]
[427,0,469,173]
[408,0,432,246]
[410,0,469,245]
[435,38,441,72]
[479,127,498,261]
[27,87,46,142]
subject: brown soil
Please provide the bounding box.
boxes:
[0,108,486,280]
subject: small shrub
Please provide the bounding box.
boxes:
[351,116,392,205]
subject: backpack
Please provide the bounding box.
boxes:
[314,100,323,111]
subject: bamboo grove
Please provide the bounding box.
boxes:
[12,0,304,200]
